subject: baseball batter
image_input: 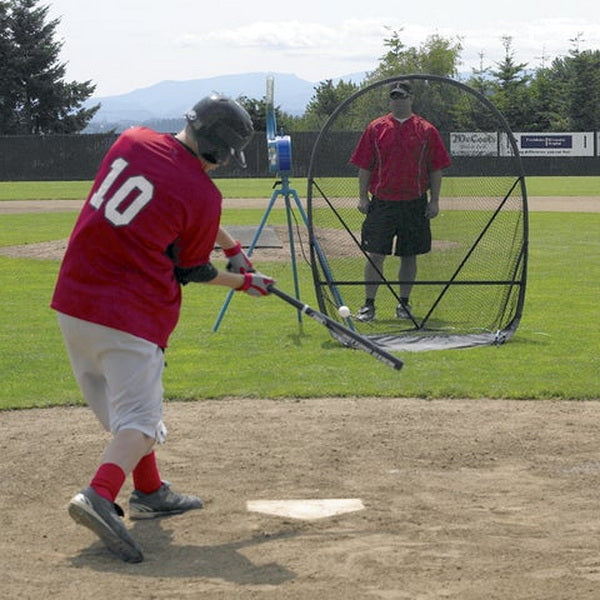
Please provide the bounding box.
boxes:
[51,94,274,563]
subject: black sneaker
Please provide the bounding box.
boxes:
[68,487,144,563]
[129,482,204,520]
[356,304,375,322]
[395,303,412,319]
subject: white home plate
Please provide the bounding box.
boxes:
[247,498,365,520]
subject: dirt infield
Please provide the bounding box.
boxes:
[1,196,598,263]
[3,398,600,600]
[1,195,600,214]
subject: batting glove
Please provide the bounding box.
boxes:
[224,241,254,274]
[236,272,275,297]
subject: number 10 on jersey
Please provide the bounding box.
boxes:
[89,157,154,226]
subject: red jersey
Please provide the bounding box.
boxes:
[350,113,451,201]
[51,127,222,348]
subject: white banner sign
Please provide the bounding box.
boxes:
[450,132,498,156]
[500,132,595,156]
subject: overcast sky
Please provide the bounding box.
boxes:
[45,0,600,97]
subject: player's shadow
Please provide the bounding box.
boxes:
[69,519,297,585]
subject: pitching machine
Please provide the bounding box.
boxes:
[213,76,310,331]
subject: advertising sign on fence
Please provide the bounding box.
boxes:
[450,132,498,156]
[500,132,595,156]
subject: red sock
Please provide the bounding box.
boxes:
[132,451,162,494]
[90,463,126,503]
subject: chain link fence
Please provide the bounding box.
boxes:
[0,132,598,180]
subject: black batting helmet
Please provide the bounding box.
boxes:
[185,94,254,168]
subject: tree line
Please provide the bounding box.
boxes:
[1,0,598,135]
[262,31,600,134]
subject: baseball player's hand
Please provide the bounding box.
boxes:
[358,198,370,215]
[224,241,254,273]
[236,272,275,297]
[425,199,440,219]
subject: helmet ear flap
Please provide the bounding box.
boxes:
[210,121,250,167]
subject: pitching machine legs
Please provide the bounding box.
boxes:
[212,176,308,332]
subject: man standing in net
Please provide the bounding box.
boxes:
[350,80,451,321]
[52,94,274,563]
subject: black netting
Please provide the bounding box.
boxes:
[307,75,528,351]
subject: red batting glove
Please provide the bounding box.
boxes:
[236,272,275,297]
[224,241,254,274]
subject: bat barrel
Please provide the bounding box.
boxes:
[268,286,403,371]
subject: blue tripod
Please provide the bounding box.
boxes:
[212,174,307,332]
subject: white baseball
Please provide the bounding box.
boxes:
[338,305,351,318]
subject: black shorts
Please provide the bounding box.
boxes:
[361,195,431,256]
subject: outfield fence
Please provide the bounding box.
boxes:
[1,131,599,181]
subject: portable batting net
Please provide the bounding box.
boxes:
[307,75,528,351]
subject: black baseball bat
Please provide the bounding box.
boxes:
[268,286,403,371]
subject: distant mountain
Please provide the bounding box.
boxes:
[84,71,367,133]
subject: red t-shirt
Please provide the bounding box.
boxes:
[350,113,451,200]
[51,127,222,347]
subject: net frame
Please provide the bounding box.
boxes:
[306,74,528,351]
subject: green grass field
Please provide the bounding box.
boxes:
[0,178,598,409]
[1,176,599,201]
